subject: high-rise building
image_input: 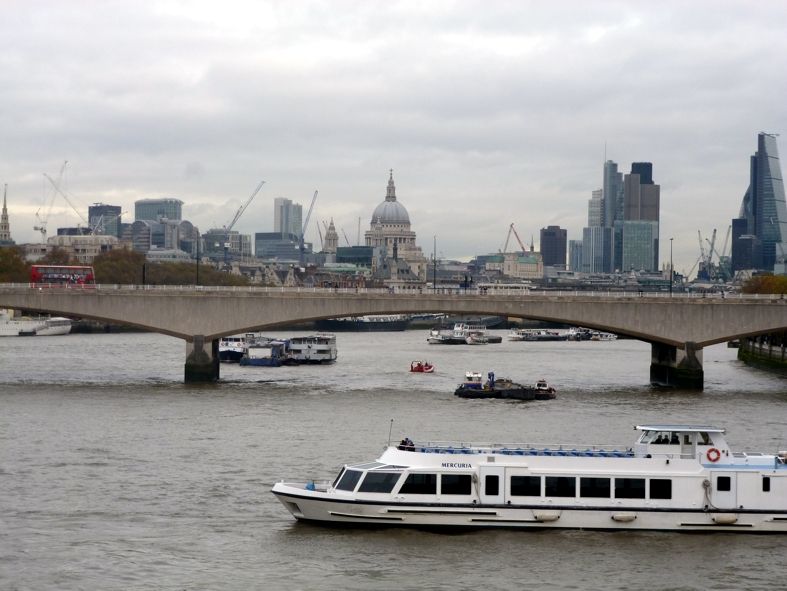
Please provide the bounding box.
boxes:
[582,226,613,273]
[135,198,183,222]
[603,160,623,228]
[568,240,583,272]
[588,189,603,227]
[621,221,659,272]
[274,198,303,237]
[540,225,567,268]
[620,165,660,271]
[631,162,653,185]
[733,132,787,271]
[0,184,14,246]
[88,203,122,238]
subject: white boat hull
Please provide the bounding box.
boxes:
[272,483,787,532]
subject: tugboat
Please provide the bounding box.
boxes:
[410,360,435,373]
[272,423,787,532]
[454,372,555,401]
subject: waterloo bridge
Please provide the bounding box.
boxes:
[1,284,786,389]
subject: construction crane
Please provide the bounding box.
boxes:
[44,169,91,230]
[299,190,318,265]
[341,229,351,247]
[90,210,127,236]
[316,218,324,251]
[34,161,68,243]
[222,180,266,266]
[501,223,527,254]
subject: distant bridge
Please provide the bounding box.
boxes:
[2,284,786,388]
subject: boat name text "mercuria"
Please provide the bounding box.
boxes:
[441,462,472,468]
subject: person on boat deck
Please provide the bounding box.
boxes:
[398,438,415,451]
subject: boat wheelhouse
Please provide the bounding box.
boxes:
[272,424,787,532]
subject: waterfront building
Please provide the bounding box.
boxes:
[568,240,583,272]
[502,251,544,279]
[540,225,567,268]
[135,198,183,222]
[732,132,787,272]
[274,198,303,237]
[731,217,763,271]
[0,185,14,246]
[88,203,122,238]
[363,171,428,281]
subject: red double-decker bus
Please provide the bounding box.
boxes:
[30,265,96,287]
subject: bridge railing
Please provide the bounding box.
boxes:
[2,282,786,301]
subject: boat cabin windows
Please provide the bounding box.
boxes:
[335,469,363,492]
[485,475,499,496]
[649,479,672,500]
[510,476,541,496]
[358,472,401,494]
[717,476,732,492]
[615,478,646,499]
[399,473,437,495]
[441,474,472,495]
[580,477,611,498]
[545,476,576,498]
[763,476,771,492]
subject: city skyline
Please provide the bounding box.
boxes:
[1,2,786,273]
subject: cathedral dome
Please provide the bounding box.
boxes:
[371,171,410,225]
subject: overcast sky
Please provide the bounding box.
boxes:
[2,0,786,274]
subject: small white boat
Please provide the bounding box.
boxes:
[272,424,787,532]
[35,317,72,336]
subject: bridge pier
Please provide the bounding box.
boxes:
[650,341,704,390]
[185,336,220,383]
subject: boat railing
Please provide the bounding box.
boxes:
[412,441,635,458]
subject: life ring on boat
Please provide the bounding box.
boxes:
[706,448,721,463]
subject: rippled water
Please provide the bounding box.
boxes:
[1,331,786,590]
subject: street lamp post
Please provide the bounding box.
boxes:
[433,235,437,293]
[669,237,673,296]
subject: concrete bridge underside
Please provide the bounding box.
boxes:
[2,286,786,389]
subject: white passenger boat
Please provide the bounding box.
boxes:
[34,317,72,336]
[288,333,338,364]
[272,424,787,532]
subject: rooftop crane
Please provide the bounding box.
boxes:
[34,161,68,243]
[299,190,318,265]
[316,218,324,251]
[341,229,351,247]
[222,180,265,266]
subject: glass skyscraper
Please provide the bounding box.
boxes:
[735,132,787,271]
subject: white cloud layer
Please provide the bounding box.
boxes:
[2,0,786,273]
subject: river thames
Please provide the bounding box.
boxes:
[1,330,786,590]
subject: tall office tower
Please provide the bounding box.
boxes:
[0,184,13,245]
[588,189,603,227]
[135,198,183,222]
[603,160,624,228]
[540,225,567,268]
[582,226,613,273]
[88,203,122,238]
[618,164,660,271]
[273,198,303,237]
[568,239,583,272]
[631,162,653,185]
[733,132,787,271]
